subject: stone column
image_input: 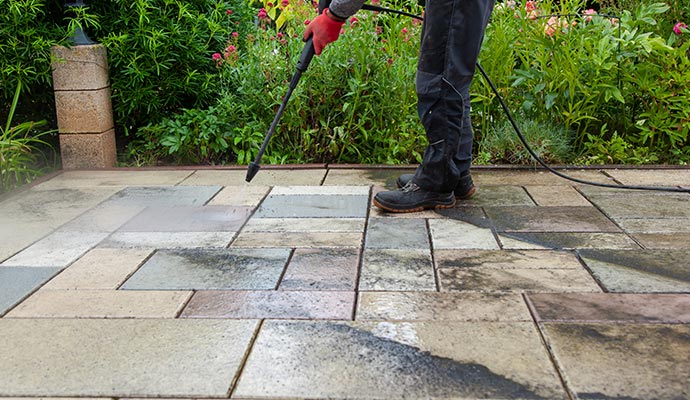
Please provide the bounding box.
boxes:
[51,44,117,169]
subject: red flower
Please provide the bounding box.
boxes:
[226,9,233,15]
[258,8,268,20]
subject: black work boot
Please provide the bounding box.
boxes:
[374,181,455,213]
[396,171,476,200]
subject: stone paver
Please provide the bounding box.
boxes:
[0,267,61,316]
[579,249,690,292]
[279,248,359,290]
[3,167,690,400]
[542,323,690,400]
[5,290,192,318]
[121,248,291,290]
[233,320,567,399]
[181,290,354,319]
[0,319,258,397]
[527,293,690,323]
[356,292,532,321]
[359,249,435,291]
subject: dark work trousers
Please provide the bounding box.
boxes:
[413,0,495,193]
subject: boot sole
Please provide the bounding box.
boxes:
[373,197,457,213]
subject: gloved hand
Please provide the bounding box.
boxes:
[303,8,346,55]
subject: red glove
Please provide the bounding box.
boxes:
[303,8,345,55]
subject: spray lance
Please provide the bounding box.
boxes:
[246,4,690,194]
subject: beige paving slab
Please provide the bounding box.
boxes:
[270,185,370,195]
[439,268,602,293]
[633,233,690,249]
[542,323,690,399]
[435,249,583,269]
[0,319,258,397]
[1,231,109,267]
[472,169,613,186]
[43,248,153,290]
[524,185,592,207]
[498,232,640,250]
[181,169,327,186]
[5,289,192,318]
[31,170,193,189]
[360,249,435,291]
[322,168,415,187]
[429,219,500,249]
[242,218,365,233]
[234,320,567,399]
[232,232,362,247]
[356,292,532,322]
[464,185,535,207]
[615,217,690,233]
[100,232,233,248]
[0,222,55,263]
[207,185,270,206]
[605,168,690,186]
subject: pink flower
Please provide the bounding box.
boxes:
[350,16,359,26]
[376,26,383,35]
[267,2,273,7]
[277,32,284,38]
[673,22,687,35]
[401,28,408,34]
[212,53,222,61]
[232,31,239,38]
[610,18,619,27]
[544,16,558,37]
[226,45,237,52]
[371,0,380,4]
[281,0,289,7]
[226,9,233,15]
[525,1,537,12]
[583,8,597,22]
[280,39,287,45]
[258,8,268,20]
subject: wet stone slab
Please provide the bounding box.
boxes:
[31,170,192,189]
[206,185,270,206]
[578,249,690,292]
[180,290,354,320]
[242,217,364,233]
[279,248,359,290]
[359,249,435,291]
[356,292,532,322]
[57,204,145,233]
[100,232,233,249]
[524,185,592,207]
[233,320,567,399]
[104,186,222,207]
[498,232,640,250]
[527,293,690,323]
[365,218,429,249]
[604,168,690,186]
[121,248,291,290]
[614,217,690,233]
[0,267,61,316]
[1,231,109,268]
[485,206,620,233]
[434,249,584,270]
[255,194,369,218]
[117,206,253,232]
[0,319,258,397]
[232,232,362,248]
[428,219,500,249]
[633,233,690,249]
[543,323,690,400]
[322,168,414,187]
[584,192,690,219]
[464,185,535,207]
[181,169,327,186]
[439,267,601,293]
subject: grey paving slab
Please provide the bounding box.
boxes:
[57,204,145,232]
[365,218,429,249]
[104,186,222,206]
[117,206,252,232]
[359,249,435,291]
[356,292,532,322]
[121,248,291,290]
[464,185,535,207]
[435,249,583,270]
[2,187,121,222]
[0,267,61,316]
[181,169,327,186]
[485,206,621,233]
[322,168,414,187]
[578,249,690,292]
[279,248,359,290]
[100,232,233,248]
[633,233,690,249]
[0,222,55,263]
[5,289,193,318]
[1,231,109,268]
[242,217,364,233]
[0,319,258,397]
[43,248,153,290]
[524,185,592,207]
[270,185,370,195]
[180,290,354,319]
[527,293,690,323]
[207,185,270,206]
[232,232,363,248]
[614,217,690,233]
[426,206,490,225]
[233,320,567,399]
[31,170,193,189]
[428,219,500,249]
[498,232,640,250]
[542,323,690,400]
[584,192,690,219]
[255,194,369,218]
[604,168,690,186]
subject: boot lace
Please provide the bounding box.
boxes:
[401,181,420,192]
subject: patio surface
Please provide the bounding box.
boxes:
[1,166,689,399]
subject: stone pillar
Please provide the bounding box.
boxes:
[51,44,117,169]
